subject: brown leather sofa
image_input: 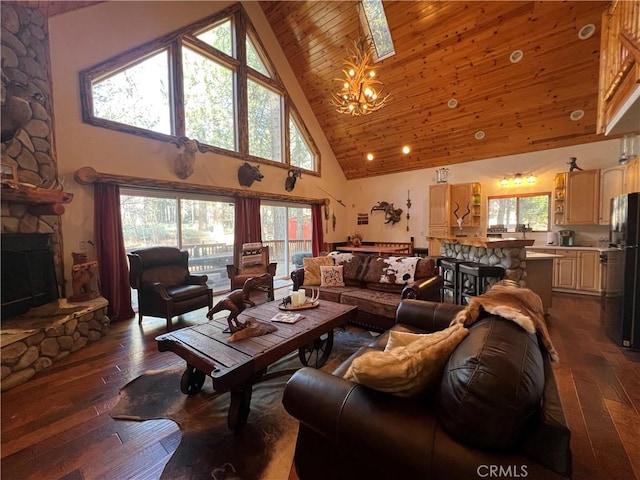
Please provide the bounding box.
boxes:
[291,255,443,331]
[283,300,572,480]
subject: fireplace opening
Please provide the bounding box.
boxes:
[1,233,59,319]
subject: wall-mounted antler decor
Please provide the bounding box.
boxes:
[371,201,403,225]
[453,202,471,232]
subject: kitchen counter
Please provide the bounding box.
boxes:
[427,236,535,248]
[527,245,616,252]
[526,252,564,259]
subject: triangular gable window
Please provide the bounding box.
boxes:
[195,19,233,57]
[80,4,319,173]
[246,35,270,77]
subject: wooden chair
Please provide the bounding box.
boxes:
[226,243,277,301]
[128,246,213,330]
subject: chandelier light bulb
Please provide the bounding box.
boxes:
[369,71,375,78]
[402,146,411,154]
[367,153,374,161]
[349,69,355,77]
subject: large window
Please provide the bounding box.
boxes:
[81,5,319,173]
[120,189,235,294]
[488,193,551,232]
[260,203,312,277]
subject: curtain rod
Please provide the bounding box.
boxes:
[74,167,329,206]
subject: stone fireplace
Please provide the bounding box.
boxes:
[1,4,110,392]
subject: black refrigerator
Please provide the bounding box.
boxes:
[605,192,640,350]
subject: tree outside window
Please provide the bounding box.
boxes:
[488,193,550,231]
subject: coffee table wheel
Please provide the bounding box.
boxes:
[298,330,334,368]
[228,388,252,431]
[180,365,206,395]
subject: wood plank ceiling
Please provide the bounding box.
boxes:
[260,1,611,179]
[17,1,612,180]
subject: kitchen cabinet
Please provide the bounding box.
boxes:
[576,251,601,292]
[429,184,450,227]
[564,169,600,225]
[449,182,481,229]
[529,248,606,295]
[428,226,448,256]
[599,166,624,224]
[624,157,640,193]
[554,251,578,289]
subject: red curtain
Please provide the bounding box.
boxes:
[311,203,324,256]
[94,183,134,321]
[233,196,262,266]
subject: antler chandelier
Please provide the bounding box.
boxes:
[331,38,390,116]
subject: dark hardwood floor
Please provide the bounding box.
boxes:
[1,292,639,480]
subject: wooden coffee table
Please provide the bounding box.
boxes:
[156,299,356,430]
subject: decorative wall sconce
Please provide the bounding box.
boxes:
[499,173,536,186]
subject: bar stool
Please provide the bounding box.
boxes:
[437,258,467,304]
[458,262,505,305]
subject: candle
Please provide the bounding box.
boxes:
[290,289,300,307]
[298,289,306,305]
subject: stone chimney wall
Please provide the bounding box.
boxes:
[1,4,64,294]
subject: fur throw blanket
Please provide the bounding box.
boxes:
[451,284,559,362]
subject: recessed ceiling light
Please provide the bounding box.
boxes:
[402,146,411,154]
[366,153,374,161]
[509,50,524,64]
[570,110,585,121]
[474,130,485,140]
[578,24,596,40]
[447,98,458,109]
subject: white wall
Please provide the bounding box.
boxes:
[344,139,621,248]
[48,2,349,291]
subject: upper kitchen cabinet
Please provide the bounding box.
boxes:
[564,169,601,225]
[449,183,481,229]
[625,156,640,193]
[429,184,450,228]
[599,166,625,224]
[596,1,640,136]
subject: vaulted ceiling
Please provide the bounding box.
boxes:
[19,1,612,180]
[260,1,611,179]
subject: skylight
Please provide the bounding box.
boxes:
[360,0,395,61]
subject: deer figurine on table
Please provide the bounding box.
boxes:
[453,202,471,234]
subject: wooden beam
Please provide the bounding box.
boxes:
[74,167,329,205]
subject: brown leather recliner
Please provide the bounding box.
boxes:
[128,247,213,330]
[283,300,572,480]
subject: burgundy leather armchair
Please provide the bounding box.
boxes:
[128,246,213,330]
[283,300,572,480]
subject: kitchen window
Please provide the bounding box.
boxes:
[487,193,551,232]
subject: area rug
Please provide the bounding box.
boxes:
[110,328,374,480]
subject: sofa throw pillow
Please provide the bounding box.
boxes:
[303,256,334,286]
[343,323,468,398]
[320,265,345,287]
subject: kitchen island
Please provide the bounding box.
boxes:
[426,235,535,286]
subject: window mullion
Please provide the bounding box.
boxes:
[171,40,185,136]
[235,12,248,155]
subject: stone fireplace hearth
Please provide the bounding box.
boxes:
[1,297,109,391]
